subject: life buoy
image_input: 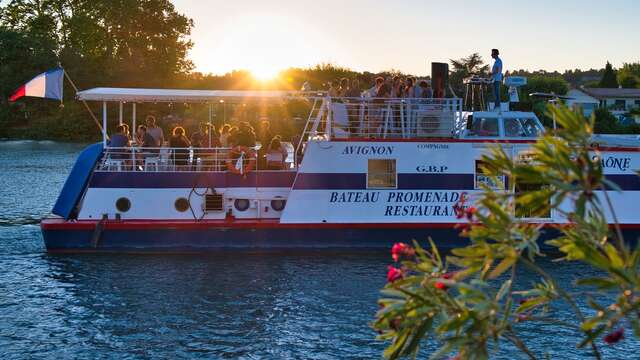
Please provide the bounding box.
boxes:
[226,146,256,175]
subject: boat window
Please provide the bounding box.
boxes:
[520,118,542,137]
[367,159,396,188]
[504,118,525,137]
[475,160,505,190]
[468,117,499,137]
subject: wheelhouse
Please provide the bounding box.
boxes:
[461,111,544,139]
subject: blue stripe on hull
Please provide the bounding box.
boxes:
[41,226,634,253]
[89,171,297,188]
[87,171,640,191]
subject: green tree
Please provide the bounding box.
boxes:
[617,62,640,89]
[520,75,569,101]
[598,61,619,88]
[373,105,640,359]
[1,0,194,87]
[449,53,490,96]
[619,74,638,89]
[593,108,620,133]
[0,0,194,140]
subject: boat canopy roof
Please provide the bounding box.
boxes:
[76,87,308,103]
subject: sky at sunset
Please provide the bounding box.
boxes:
[172,0,639,77]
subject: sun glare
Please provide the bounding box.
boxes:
[200,14,341,82]
[250,65,281,81]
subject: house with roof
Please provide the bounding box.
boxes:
[566,89,600,117]
[581,88,640,114]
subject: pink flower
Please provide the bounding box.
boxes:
[604,328,624,344]
[434,281,448,291]
[453,203,465,219]
[391,242,415,262]
[465,206,477,221]
[441,272,455,280]
[387,266,403,283]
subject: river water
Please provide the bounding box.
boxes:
[0,140,636,359]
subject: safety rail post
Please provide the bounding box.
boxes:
[325,96,332,140]
[102,101,107,147]
[118,101,123,125]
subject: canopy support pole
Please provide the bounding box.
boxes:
[132,103,137,136]
[118,101,123,125]
[208,103,212,147]
[102,101,107,147]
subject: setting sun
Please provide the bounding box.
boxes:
[191,12,344,77]
[249,64,281,81]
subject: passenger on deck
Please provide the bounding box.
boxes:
[145,115,164,147]
[219,124,232,147]
[345,79,361,98]
[391,76,404,98]
[191,123,221,170]
[376,78,391,98]
[338,78,350,97]
[191,122,220,148]
[345,79,362,134]
[265,136,288,170]
[404,78,415,98]
[257,120,273,169]
[365,77,383,98]
[257,121,273,150]
[108,124,131,167]
[109,124,131,153]
[235,122,256,148]
[491,49,503,110]
[227,126,240,147]
[136,125,157,150]
[134,125,159,169]
[418,80,433,98]
[169,126,191,170]
[121,123,131,141]
[368,77,390,137]
[327,81,339,97]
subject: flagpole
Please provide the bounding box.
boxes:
[62,69,109,141]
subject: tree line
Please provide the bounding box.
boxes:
[1,1,638,141]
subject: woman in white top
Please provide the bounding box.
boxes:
[265,136,288,170]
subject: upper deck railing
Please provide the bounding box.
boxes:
[303,97,464,142]
[96,144,296,173]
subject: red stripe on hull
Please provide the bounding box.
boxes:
[330,139,640,152]
[40,218,640,231]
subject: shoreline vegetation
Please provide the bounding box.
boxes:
[1,1,639,142]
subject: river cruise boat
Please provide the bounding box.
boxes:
[40,85,640,252]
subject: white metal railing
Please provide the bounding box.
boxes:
[96,144,296,173]
[304,97,464,140]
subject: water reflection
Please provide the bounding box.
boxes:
[1,141,638,359]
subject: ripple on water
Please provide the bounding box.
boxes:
[1,141,639,359]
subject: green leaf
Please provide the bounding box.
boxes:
[496,279,512,301]
[575,277,618,290]
[488,257,516,279]
[603,243,624,269]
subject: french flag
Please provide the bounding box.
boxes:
[9,68,64,102]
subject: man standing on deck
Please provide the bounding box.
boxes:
[491,49,503,111]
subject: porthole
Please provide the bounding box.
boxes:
[270,199,286,211]
[175,197,190,212]
[234,199,250,212]
[115,197,131,212]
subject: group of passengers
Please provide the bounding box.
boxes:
[107,116,288,171]
[326,76,434,99]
